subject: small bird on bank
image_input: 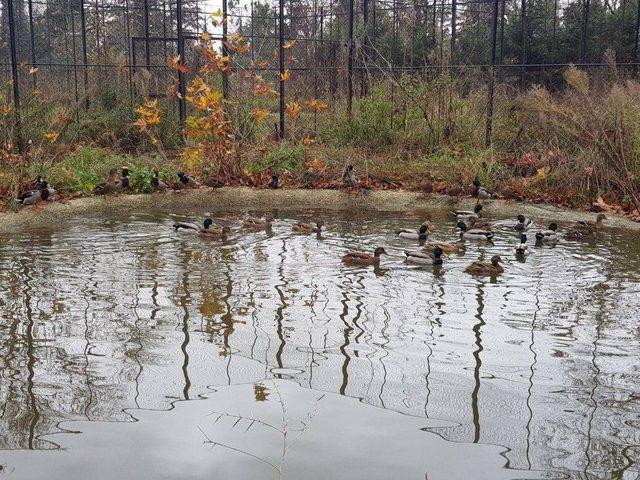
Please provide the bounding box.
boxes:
[341,247,387,266]
[267,174,281,189]
[292,221,324,234]
[17,178,55,207]
[465,255,504,276]
[535,223,559,243]
[514,214,532,231]
[453,204,483,222]
[457,221,494,241]
[176,171,201,189]
[515,234,529,256]
[404,246,444,266]
[472,177,496,202]
[151,171,169,191]
[94,168,130,195]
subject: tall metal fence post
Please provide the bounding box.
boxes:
[6,0,23,152]
[176,0,187,124]
[144,0,151,69]
[347,0,355,117]
[222,0,229,99]
[278,0,286,140]
[634,0,640,73]
[485,0,500,146]
[451,0,457,63]
[362,0,369,96]
[580,0,591,62]
[27,0,37,89]
[520,0,527,89]
[79,0,90,109]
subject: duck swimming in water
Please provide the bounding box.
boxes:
[341,247,387,266]
[465,255,504,276]
[535,223,559,243]
[453,204,483,222]
[514,214,532,231]
[396,224,430,241]
[292,221,324,234]
[457,221,494,241]
[404,247,444,266]
[515,234,529,256]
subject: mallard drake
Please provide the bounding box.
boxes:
[267,174,281,189]
[404,247,444,266]
[94,168,130,195]
[514,214,532,231]
[472,177,496,202]
[396,224,430,241]
[17,179,55,206]
[465,255,504,276]
[177,171,201,188]
[292,221,324,234]
[423,240,466,254]
[535,223,558,243]
[341,247,387,266]
[457,221,494,241]
[242,216,274,229]
[151,171,169,191]
[173,218,214,233]
[515,234,529,256]
[453,204,482,221]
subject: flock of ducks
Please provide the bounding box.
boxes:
[18,174,608,277]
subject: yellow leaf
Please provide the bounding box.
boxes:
[200,32,211,42]
[280,69,291,81]
[284,40,297,49]
[253,109,270,124]
[44,132,59,143]
[285,102,301,120]
[29,67,39,75]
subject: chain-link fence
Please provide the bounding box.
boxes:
[1,0,639,150]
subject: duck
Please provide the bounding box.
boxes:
[514,214,532,231]
[151,171,169,191]
[457,221,494,241]
[341,247,387,266]
[396,224,430,241]
[94,167,130,195]
[565,213,607,239]
[292,221,324,234]
[467,217,494,230]
[242,216,275,229]
[535,223,559,243]
[177,171,201,189]
[515,234,529,256]
[404,247,444,266]
[199,225,231,239]
[17,179,55,207]
[267,174,281,189]
[173,218,214,233]
[465,255,504,276]
[341,163,358,187]
[204,176,226,188]
[453,204,483,222]
[423,240,466,254]
[472,177,496,202]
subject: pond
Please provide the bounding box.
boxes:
[0,209,639,479]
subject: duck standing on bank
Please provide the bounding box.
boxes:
[94,167,130,195]
[472,177,496,203]
[341,247,387,266]
[152,171,169,191]
[176,171,201,189]
[267,174,281,189]
[17,178,55,208]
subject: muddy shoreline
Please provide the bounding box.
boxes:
[2,187,638,234]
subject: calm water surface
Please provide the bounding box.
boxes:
[0,209,639,479]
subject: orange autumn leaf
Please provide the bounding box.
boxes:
[200,32,211,42]
[44,131,59,143]
[280,69,291,81]
[253,109,270,124]
[306,99,329,112]
[257,61,269,68]
[28,67,39,75]
[168,55,189,73]
[284,40,297,49]
[285,102,301,120]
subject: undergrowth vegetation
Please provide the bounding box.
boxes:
[0,49,638,217]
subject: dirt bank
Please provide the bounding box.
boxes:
[1,187,638,234]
